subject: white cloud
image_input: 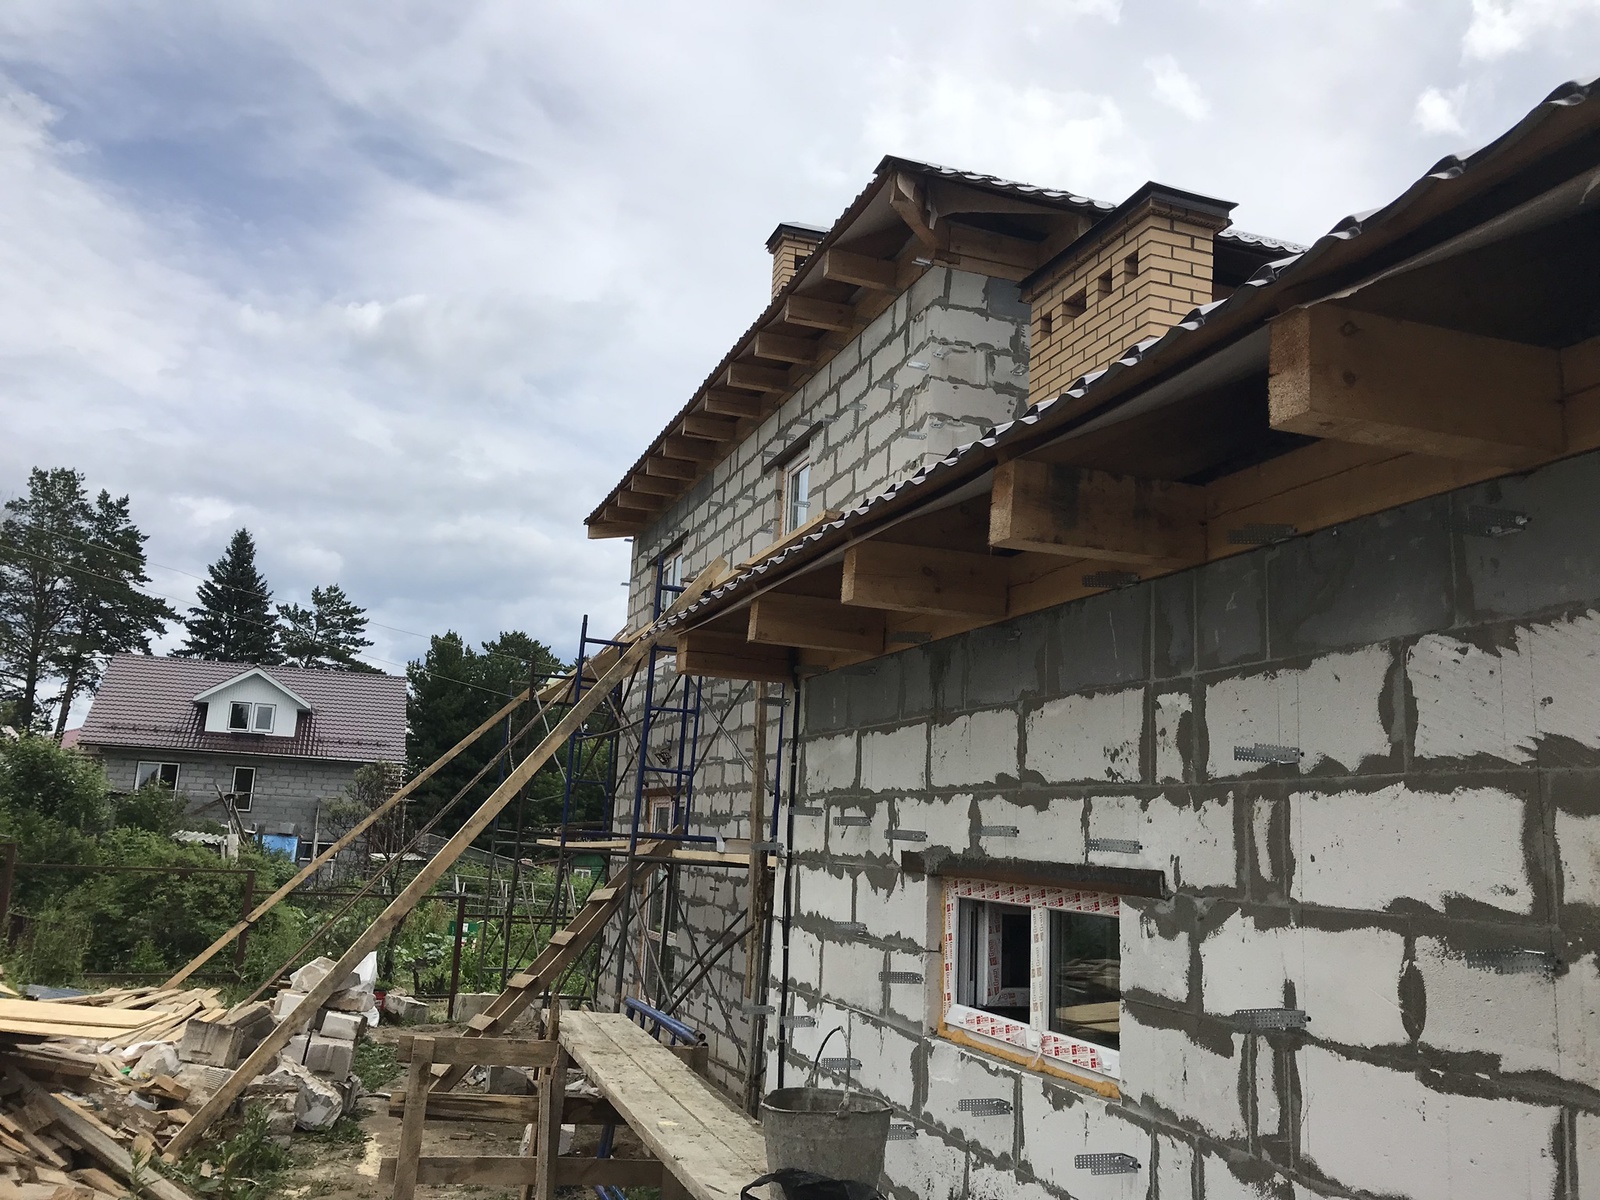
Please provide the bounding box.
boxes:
[1464,0,1600,59]
[1413,83,1468,135]
[1146,54,1211,121]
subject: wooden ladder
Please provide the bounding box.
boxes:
[430,846,657,1092]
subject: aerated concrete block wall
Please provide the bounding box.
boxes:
[771,445,1600,1200]
[95,749,363,835]
[610,267,1033,1092]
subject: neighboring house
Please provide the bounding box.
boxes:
[585,83,1600,1199]
[77,655,405,858]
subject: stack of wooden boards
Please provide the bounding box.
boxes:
[0,986,227,1046]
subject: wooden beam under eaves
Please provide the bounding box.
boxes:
[784,296,856,332]
[989,460,1205,567]
[661,435,721,463]
[822,249,897,291]
[841,542,1007,617]
[939,224,1041,281]
[631,474,682,496]
[680,413,739,441]
[703,389,764,418]
[644,458,697,480]
[1268,302,1565,468]
[724,362,791,393]
[889,172,936,247]
[587,519,642,540]
[752,332,819,365]
[611,491,664,513]
[748,593,886,654]
[676,631,794,683]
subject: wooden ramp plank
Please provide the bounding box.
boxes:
[559,1012,766,1200]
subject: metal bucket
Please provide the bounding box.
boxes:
[760,1087,893,1185]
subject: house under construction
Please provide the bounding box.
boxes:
[574,77,1600,1200]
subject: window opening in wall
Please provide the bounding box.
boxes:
[297,840,337,862]
[942,879,1121,1078]
[1097,269,1113,298]
[253,703,276,733]
[646,798,673,934]
[1038,309,1055,338]
[1063,288,1087,319]
[229,766,256,812]
[784,457,811,534]
[661,550,685,590]
[228,702,251,731]
[1123,251,1139,283]
[135,761,180,790]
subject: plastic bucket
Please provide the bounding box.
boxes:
[760,1087,893,1185]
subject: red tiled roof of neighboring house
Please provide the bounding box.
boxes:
[59,728,81,749]
[77,654,406,764]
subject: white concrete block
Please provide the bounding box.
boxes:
[1250,799,1275,886]
[1154,1132,1195,1200]
[1120,903,1189,1003]
[848,1014,918,1113]
[1293,783,1531,915]
[919,1037,1018,1161]
[820,934,885,1014]
[1018,1073,1147,1200]
[975,793,1085,863]
[857,872,935,949]
[1198,912,1407,1046]
[861,724,928,792]
[1154,691,1191,783]
[1201,1154,1279,1200]
[930,709,1018,786]
[1298,1045,1558,1200]
[1025,690,1143,783]
[1086,793,1234,889]
[1528,610,1600,750]
[319,1010,365,1041]
[891,792,972,852]
[1205,646,1391,779]
[1575,1110,1600,1200]
[969,1163,1057,1200]
[938,307,1021,350]
[884,1126,966,1200]
[946,268,987,310]
[798,864,855,926]
[1557,808,1600,908]
[1118,1012,1245,1139]
[805,733,857,793]
[1254,1041,1280,1138]
[827,803,885,859]
[1409,632,1537,762]
[1414,939,1599,1088]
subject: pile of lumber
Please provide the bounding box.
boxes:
[0,986,226,1046]
[0,1048,195,1199]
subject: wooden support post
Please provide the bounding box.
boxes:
[988,460,1205,566]
[535,1044,568,1200]
[841,542,1007,617]
[393,1035,433,1200]
[748,593,885,654]
[165,562,726,1157]
[740,682,771,1114]
[1268,301,1565,467]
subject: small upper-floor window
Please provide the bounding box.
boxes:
[135,761,180,790]
[943,878,1122,1078]
[661,551,684,590]
[230,766,256,812]
[784,458,811,534]
[253,703,276,733]
[229,702,251,731]
[229,701,277,733]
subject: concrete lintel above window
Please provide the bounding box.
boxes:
[903,848,1166,899]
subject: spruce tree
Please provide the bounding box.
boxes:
[177,529,279,663]
[277,584,375,670]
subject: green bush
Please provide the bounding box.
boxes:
[0,732,110,832]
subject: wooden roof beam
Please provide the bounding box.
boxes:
[1268,301,1564,468]
[661,435,721,463]
[841,542,1007,617]
[783,296,857,333]
[752,332,820,366]
[821,249,898,291]
[889,172,936,248]
[644,458,698,480]
[632,474,684,495]
[679,413,739,441]
[723,362,791,394]
[677,631,794,683]
[703,389,765,418]
[748,593,886,654]
[989,461,1205,568]
[612,491,665,513]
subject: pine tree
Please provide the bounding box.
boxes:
[177,529,279,664]
[277,584,375,670]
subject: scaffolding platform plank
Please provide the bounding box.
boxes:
[559,1012,767,1200]
[533,838,774,868]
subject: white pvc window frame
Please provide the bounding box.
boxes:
[941,878,1121,1078]
[783,457,811,534]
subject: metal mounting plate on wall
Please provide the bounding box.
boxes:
[1075,1153,1141,1175]
[1086,837,1141,854]
[881,971,924,984]
[1234,743,1303,765]
[886,829,927,842]
[1230,1008,1309,1032]
[977,825,1019,837]
[833,815,871,827]
[956,1098,1013,1116]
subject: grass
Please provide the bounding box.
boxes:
[351,1038,400,1091]
[164,1103,292,1200]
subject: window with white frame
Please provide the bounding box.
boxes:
[783,457,811,534]
[941,879,1121,1077]
[228,702,251,731]
[135,761,180,790]
[253,703,276,733]
[227,701,277,734]
[229,766,256,812]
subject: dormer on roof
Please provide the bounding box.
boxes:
[193,668,311,739]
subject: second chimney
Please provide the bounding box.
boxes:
[766,222,827,299]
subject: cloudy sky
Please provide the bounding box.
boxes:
[2,1,1597,684]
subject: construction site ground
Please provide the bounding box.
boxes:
[282,1022,644,1200]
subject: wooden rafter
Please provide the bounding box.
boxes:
[724,362,791,393]
[841,542,1007,617]
[784,296,856,332]
[748,593,886,654]
[676,630,793,683]
[752,332,819,365]
[989,460,1206,567]
[821,248,898,290]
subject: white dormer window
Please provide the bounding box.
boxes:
[229,702,251,731]
[253,703,276,733]
[195,669,311,740]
